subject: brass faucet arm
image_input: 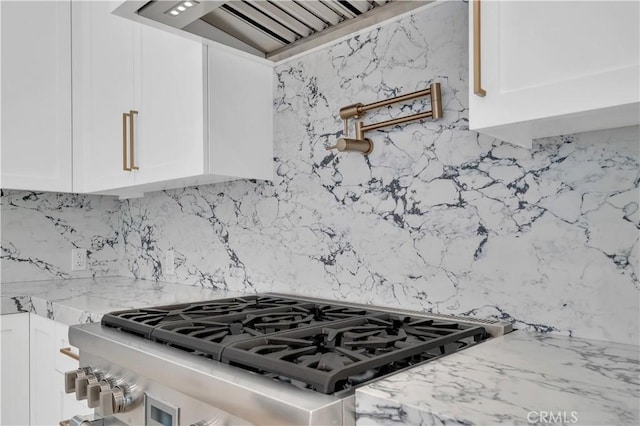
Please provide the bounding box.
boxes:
[360,87,431,114]
[355,83,442,140]
[357,110,434,138]
[332,82,443,156]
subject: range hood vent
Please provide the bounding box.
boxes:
[123,1,431,62]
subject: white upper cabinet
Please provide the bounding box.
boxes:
[207,43,274,182]
[72,1,206,193]
[72,0,137,192]
[134,24,205,186]
[1,1,72,192]
[73,1,273,196]
[1,0,272,196]
[469,0,640,148]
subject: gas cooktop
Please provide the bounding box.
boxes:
[68,294,512,425]
[101,294,490,394]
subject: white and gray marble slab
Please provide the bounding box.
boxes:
[1,190,120,282]
[356,330,640,426]
[0,277,243,325]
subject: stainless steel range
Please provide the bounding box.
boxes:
[65,294,511,425]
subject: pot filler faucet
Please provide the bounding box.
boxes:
[327,81,443,155]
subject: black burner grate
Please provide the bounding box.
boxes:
[148,305,382,359]
[221,315,488,393]
[101,296,304,338]
[101,295,489,394]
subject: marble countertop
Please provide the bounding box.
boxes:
[0,276,243,325]
[356,330,640,426]
[3,277,638,425]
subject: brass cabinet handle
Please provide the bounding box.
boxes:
[129,110,139,170]
[59,347,79,361]
[473,0,486,97]
[122,112,131,171]
[122,110,139,171]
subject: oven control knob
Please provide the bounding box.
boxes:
[98,384,129,416]
[64,367,92,394]
[87,378,114,409]
[75,371,104,401]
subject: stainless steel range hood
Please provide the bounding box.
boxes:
[114,1,432,62]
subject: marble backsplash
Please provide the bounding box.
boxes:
[1,190,120,281]
[120,2,639,344]
[1,2,638,344]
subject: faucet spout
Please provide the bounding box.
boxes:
[326,138,373,155]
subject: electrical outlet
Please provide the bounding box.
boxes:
[71,249,87,271]
[164,250,175,275]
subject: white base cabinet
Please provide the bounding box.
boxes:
[0,314,90,426]
[0,313,30,426]
[469,0,640,148]
[29,315,90,426]
[29,314,58,425]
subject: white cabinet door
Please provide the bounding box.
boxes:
[469,0,640,148]
[29,315,91,426]
[207,46,273,181]
[29,314,59,425]
[0,313,30,426]
[72,0,137,192]
[0,1,72,192]
[134,24,205,186]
